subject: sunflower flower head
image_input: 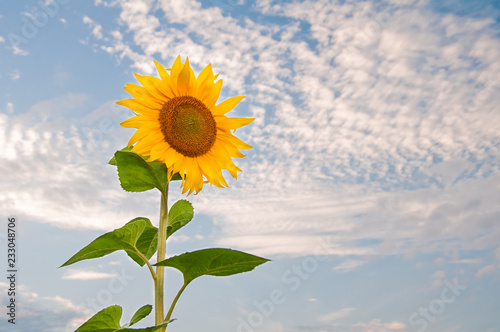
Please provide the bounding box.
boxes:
[117,56,254,195]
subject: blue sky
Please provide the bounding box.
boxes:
[1,0,500,331]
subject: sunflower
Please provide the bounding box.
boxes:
[117,56,254,195]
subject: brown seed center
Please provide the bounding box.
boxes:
[159,96,216,157]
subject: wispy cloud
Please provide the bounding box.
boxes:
[83,15,104,40]
[319,307,357,322]
[3,0,499,261]
[451,258,483,264]
[352,318,406,331]
[0,96,160,231]
[62,269,118,280]
[0,282,90,332]
[475,264,496,278]
[9,69,20,80]
[332,260,366,273]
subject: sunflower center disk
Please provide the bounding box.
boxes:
[159,96,217,158]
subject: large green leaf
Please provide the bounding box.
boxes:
[75,305,173,332]
[60,217,157,268]
[109,148,182,192]
[76,305,122,332]
[154,248,270,285]
[108,146,133,165]
[166,200,194,238]
[114,150,166,193]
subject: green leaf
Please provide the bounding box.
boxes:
[108,147,133,165]
[76,305,122,332]
[74,305,174,332]
[126,219,158,267]
[166,200,194,238]
[114,150,166,193]
[127,305,152,327]
[61,217,157,268]
[116,320,174,332]
[109,148,182,185]
[144,159,182,182]
[154,248,270,285]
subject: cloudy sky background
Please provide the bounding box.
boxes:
[1,0,499,331]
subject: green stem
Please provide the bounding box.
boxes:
[135,250,156,282]
[165,283,188,323]
[155,183,169,330]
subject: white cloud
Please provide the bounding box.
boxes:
[434,257,445,265]
[11,45,29,56]
[333,260,366,273]
[6,0,500,261]
[352,318,406,331]
[9,69,20,80]
[319,307,357,322]
[0,96,161,231]
[6,102,14,113]
[451,258,483,264]
[62,269,118,280]
[430,270,446,289]
[83,15,104,40]
[475,265,496,278]
[0,282,90,331]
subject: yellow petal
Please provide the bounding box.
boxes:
[120,117,142,128]
[134,73,170,101]
[182,157,204,195]
[164,147,181,168]
[196,155,219,185]
[169,55,183,81]
[154,60,170,81]
[177,57,192,95]
[216,117,255,132]
[132,131,164,154]
[171,155,186,180]
[195,64,217,97]
[153,60,177,98]
[218,131,253,150]
[196,63,214,88]
[124,84,164,108]
[225,161,242,178]
[197,78,216,104]
[203,79,223,109]
[127,127,149,147]
[116,99,160,117]
[211,96,245,116]
[198,154,227,188]
[215,136,246,158]
[149,142,169,161]
[121,114,159,127]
